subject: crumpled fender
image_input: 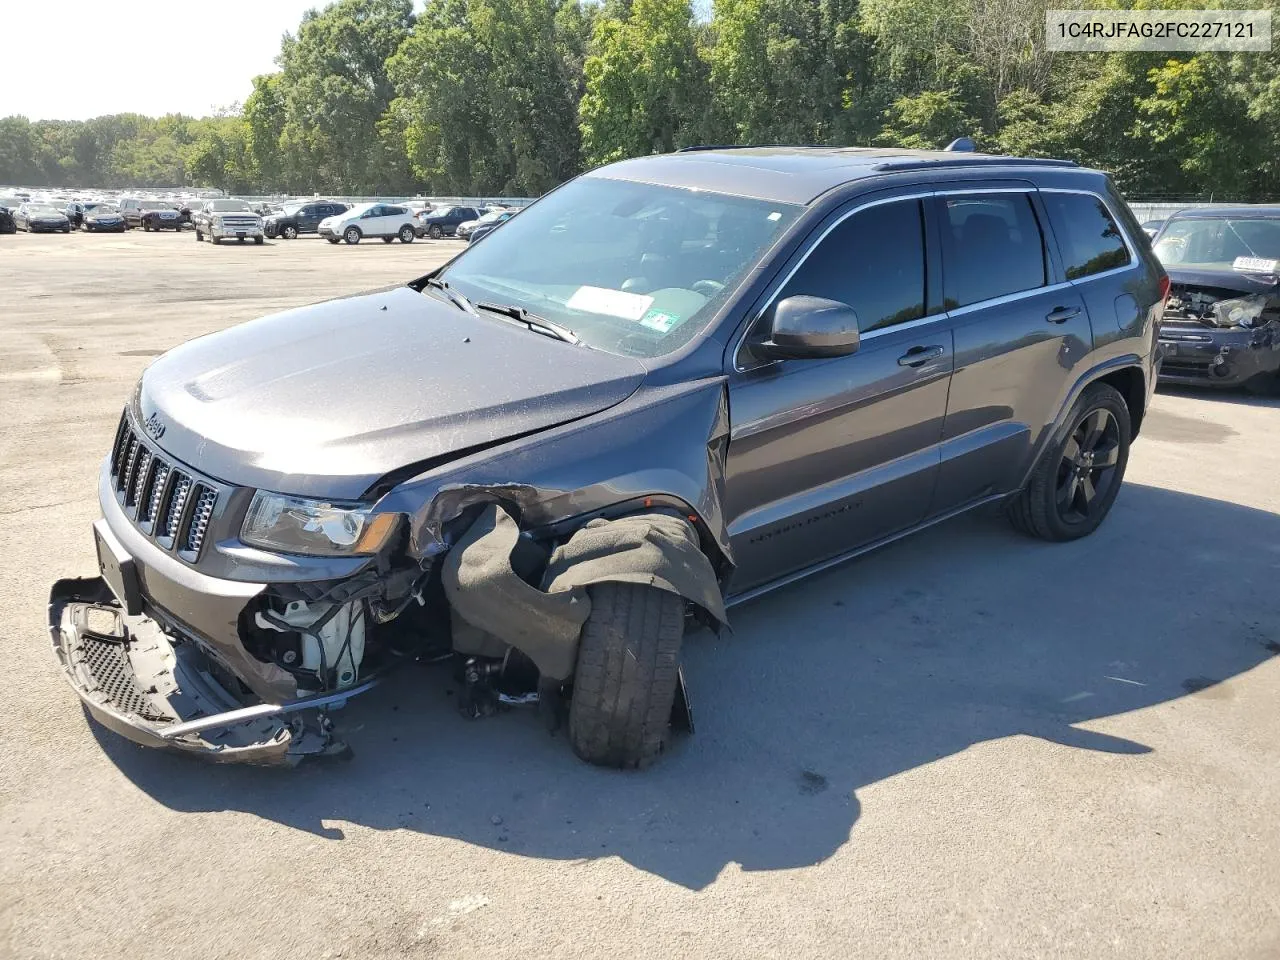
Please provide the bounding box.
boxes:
[442,502,727,680]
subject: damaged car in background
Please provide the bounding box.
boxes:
[50,146,1164,768]
[1152,206,1280,393]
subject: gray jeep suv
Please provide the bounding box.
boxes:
[50,146,1166,768]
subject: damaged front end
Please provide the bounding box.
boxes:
[55,378,732,765]
[1159,280,1280,388]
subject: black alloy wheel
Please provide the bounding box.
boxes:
[1056,408,1121,525]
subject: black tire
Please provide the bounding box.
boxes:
[282,224,298,240]
[254,235,264,245]
[568,582,685,769]
[344,226,361,245]
[143,221,152,232]
[327,237,340,244]
[398,225,415,243]
[1007,381,1131,542]
[210,235,221,245]
[195,228,203,241]
[381,235,394,244]
[429,224,444,239]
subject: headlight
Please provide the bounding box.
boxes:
[1212,293,1268,328]
[241,492,399,556]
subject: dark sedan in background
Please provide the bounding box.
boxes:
[135,202,183,231]
[1153,206,1280,393]
[15,203,71,233]
[0,208,14,234]
[83,206,126,232]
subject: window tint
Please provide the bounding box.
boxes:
[777,199,926,333]
[1042,192,1130,279]
[938,194,1046,308]
[385,206,406,216]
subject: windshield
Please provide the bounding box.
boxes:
[29,205,61,215]
[438,177,801,358]
[209,199,252,212]
[141,203,174,211]
[1154,217,1280,270]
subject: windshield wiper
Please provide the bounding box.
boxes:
[475,301,580,344]
[423,276,476,314]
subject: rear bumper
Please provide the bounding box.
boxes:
[49,577,361,765]
[1158,322,1280,387]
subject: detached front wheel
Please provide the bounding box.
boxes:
[568,582,685,769]
[1007,381,1131,541]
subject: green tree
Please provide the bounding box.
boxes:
[707,0,864,145]
[578,0,710,166]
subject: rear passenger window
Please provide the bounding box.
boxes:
[1041,192,1131,279]
[779,199,926,333]
[938,194,1046,308]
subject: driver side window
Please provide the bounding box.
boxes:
[778,199,927,333]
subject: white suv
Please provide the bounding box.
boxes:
[318,203,418,245]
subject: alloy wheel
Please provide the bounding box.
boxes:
[1055,407,1120,524]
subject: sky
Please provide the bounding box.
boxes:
[0,0,325,120]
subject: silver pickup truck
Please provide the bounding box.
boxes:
[192,198,264,245]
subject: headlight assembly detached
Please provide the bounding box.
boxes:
[242,492,398,556]
[1212,293,1268,328]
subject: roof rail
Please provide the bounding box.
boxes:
[676,143,836,152]
[873,156,1079,172]
[945,137,977,152]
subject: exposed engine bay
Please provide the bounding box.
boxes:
[1163,285,1277,329]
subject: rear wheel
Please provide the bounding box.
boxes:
[398,225,415,243]
[210,235,221,245]
[381,235,394,244]
[254,235,264,245]
[1007,382,1131,541]
[568,582,685,769]
[327,237,340,244]
[195,228,203,241]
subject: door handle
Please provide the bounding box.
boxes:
[1046,306,1081,324]
[897,345,946,367]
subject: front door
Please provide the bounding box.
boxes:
[724,193,953,595]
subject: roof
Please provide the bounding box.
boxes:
[1168,205,1280,220]
[586,146,1081,205]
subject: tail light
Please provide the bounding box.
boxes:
[1158,273,1171,303]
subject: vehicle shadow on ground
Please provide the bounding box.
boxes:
[97,482,1280,890]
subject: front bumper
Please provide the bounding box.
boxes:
[29,220,69,232]
[149,217,184,230]
[209,223,264,240]
[1158,322,1280,387]
[50,576,367,764]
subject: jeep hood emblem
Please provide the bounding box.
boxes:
[142,411,166,440]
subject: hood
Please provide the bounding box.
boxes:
[136,285,647,499]
[1164,265,1280,297]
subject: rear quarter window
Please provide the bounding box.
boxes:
[1041,192,1131,280]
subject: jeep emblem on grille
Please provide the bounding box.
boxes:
[142,411,166,440]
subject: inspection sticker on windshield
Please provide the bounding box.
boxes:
[566,286,653,320]
[1233,256,1279,273]
[639,310,681,333]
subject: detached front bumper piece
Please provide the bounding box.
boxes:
[49,577,368,765]
[1158,322,1280,388]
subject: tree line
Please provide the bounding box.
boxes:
[3,0,1279,201]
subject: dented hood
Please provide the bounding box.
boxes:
[137,286,646,499]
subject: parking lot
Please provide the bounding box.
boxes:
[2,230,1279,959]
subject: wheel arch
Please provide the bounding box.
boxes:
[1019,355,1147,490]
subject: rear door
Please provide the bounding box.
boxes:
[724,190,954,594]
[928,185,1094,513]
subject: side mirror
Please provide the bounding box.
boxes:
[753,295,861,361]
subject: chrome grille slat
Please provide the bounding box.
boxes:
[129,450,153,507]
[141,463,170,523]
[119,437,141,495]
[165,475,193,541]
[185,486,218,553]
